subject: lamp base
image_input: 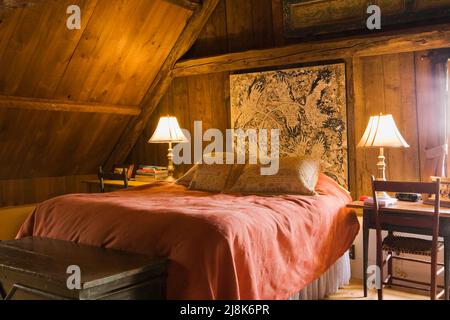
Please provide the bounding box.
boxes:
[167,142,174,177]
[377,147,387,181]
[165,175,176,182]
[375,147,397,202]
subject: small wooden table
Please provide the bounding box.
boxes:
[347,200,450,299]
[82,179,162,193]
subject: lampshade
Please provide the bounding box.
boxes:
[357,114,409,148]
[148,116,188,143]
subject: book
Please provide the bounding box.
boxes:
[363,197,398,207]
[135,169,168,176]
[138,165,167,170]
[112,164,135,179]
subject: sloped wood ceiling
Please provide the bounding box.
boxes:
[0,0,192,179]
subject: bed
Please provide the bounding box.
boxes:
[16,173,359,300]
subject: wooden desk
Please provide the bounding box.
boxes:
[82,179,154,193]
[347,201,450,299]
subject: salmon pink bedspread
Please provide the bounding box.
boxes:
[17,174,359,300]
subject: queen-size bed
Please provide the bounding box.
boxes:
[16,162,359,300]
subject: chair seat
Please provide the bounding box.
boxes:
[382,235,443,256]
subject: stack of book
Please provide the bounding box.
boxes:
[134,165,168,182]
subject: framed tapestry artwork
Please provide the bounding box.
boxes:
[230,63,348,187]
[283,0,450,38]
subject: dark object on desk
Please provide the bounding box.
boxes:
[0,237,167,300]
[98,165,130,193]
[113,164,135,179]
[395,192,422,202]
[371,176,446,300]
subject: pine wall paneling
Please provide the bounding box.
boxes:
[0,0,192,206]
[353,53,422,197]
[186,0,276,58]
[0,0,191,104]
[103,0,221,169]
[0,109,130,179]
[0,175,96,207]
[127,73,231,177]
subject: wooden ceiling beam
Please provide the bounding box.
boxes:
[173,23,450,77]
[162,0,202,11]
[0,96,141,116]
[104,0,220,169]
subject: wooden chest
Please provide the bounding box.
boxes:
[0,237,167,300]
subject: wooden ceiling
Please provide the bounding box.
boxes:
[0,0,193,179]
[0,0,191,104]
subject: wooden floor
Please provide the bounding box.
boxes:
[326,279,428,300]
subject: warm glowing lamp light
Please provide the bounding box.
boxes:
[148,116,188,176]
[358,113,409,184]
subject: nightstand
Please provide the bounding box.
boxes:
[82,177,171,193]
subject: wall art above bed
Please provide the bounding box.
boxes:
[230,63,348,187]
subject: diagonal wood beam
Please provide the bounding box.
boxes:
[173,23,450,77]
[0,95,140,115]
[104,0,220,168]
[163,0,202,11]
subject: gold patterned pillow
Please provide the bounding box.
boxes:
[229,158,319,195]
[223,164,246,192]
[176,164,198,187]
[189,164,233,193]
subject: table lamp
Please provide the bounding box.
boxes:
[358,114,410,198]
[148,116,188,177]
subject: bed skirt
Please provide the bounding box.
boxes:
[289,251,351,300]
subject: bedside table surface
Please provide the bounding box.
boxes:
[82,179,155,187]
[347,200,450,217]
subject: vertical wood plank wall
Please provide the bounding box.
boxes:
[127,73,231,177]
[354,53,422,197]
[129,50,442,199]
[0,175,95,207]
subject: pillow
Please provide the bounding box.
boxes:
[203,152,235,164]
[176,152,236,188]
[229,158,319,195]
[176,165,198,187]
[189,164,233,193]
[223,164,245,192]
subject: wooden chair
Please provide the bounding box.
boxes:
[371,176,445,300]
[98,165,129,193]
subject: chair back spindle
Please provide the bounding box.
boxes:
[98,166,130,193]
